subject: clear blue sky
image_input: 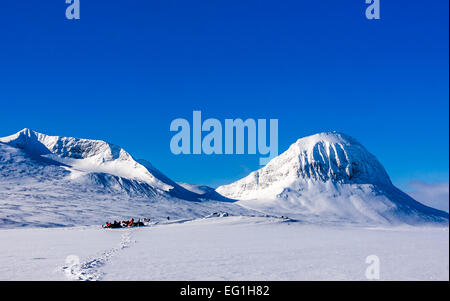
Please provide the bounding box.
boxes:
[0,0,448,188]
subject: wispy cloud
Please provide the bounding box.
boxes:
[406,181,449,213]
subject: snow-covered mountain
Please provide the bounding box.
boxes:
[216,132,449,225]
[1,129,447,227]
[0,128,170,192]
[0,129,252,227]
[0,128,224,201]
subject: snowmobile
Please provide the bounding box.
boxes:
[130,220,145,227]
[103,221,122,229]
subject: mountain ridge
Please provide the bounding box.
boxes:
[0,129,447,227]
[0,128,229,202]
[0,129,258,228]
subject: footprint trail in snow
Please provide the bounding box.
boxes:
[61,229,135,281]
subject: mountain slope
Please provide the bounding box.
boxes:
[0,128,229,201]
[216,132,449,225]
[0,129,252,228]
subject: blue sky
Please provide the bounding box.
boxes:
[0,0,448,188]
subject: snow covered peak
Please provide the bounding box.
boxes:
[0,129,241,203]
[216,132,448,224]
[0,129,171,190]
[217,132,391,200]
[1,128,132,162]
[286,131,391,184]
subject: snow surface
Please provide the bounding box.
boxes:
[0,129,448,281]
[0,216,447,281]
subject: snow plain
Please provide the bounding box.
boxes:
[0,129,448,281]
[0,216,448,281]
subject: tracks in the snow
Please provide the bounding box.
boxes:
[61,228,135,281]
